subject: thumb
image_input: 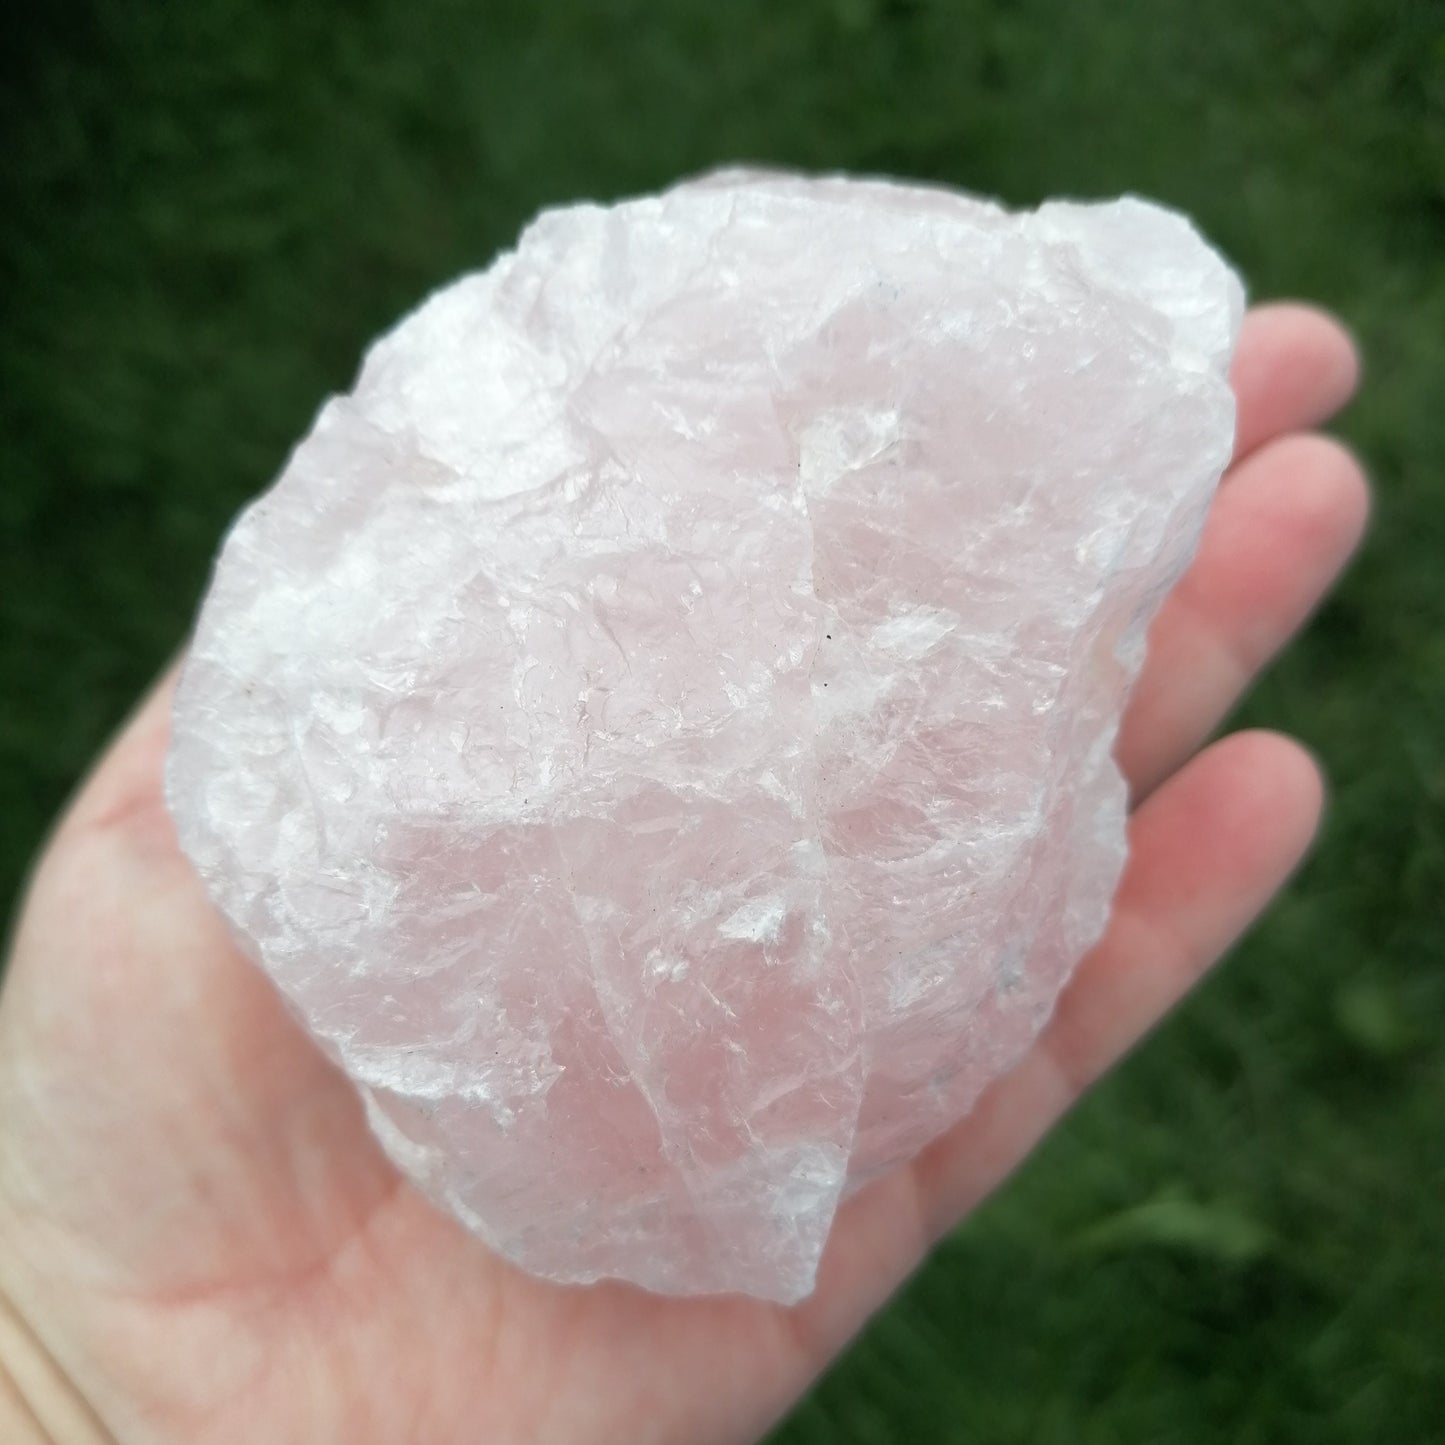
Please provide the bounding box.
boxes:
[0,667,397,1304]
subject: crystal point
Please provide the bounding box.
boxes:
[167,170,1242,1302]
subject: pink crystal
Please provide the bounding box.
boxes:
[166,170,1242,1302]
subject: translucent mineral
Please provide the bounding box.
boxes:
[167,169,1242,1303]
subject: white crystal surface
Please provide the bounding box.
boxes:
[167,169,1242,1303]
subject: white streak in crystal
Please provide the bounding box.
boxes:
[869,606,958,659]
[719,895,789,945]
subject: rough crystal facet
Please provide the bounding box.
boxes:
[167,170,1242,1302]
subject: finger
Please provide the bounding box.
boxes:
[1231,304,1359,461]
[905,728,1324,1243]
[1120,433,1369,799]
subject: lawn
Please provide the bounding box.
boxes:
[3,1,1442,1439]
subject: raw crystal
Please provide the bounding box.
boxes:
[167,170,1242,1303]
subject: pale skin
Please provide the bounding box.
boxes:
[0,303,1367,1445]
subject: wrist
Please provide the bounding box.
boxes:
[0,1286,113,1445]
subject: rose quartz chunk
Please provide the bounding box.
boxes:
[167,170,1242,1301]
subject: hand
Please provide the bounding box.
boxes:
[0,304,1365,1445]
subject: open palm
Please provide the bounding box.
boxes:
[0,305,1365,1445]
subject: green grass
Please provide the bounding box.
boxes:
[3,1,1442,1438]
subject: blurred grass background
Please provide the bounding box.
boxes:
[2,0,1442,1439]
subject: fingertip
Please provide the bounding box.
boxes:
[1282,434,1372,589]
[1242,300,1362,396]
[1232,303,1362,458]
[1291,431,1371,520]
[1325,436,1372,548]
[1262,299,1360,380]
[1226,432,1371,621]
[1214,726,1327,861]
[1126,729,1326,912]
